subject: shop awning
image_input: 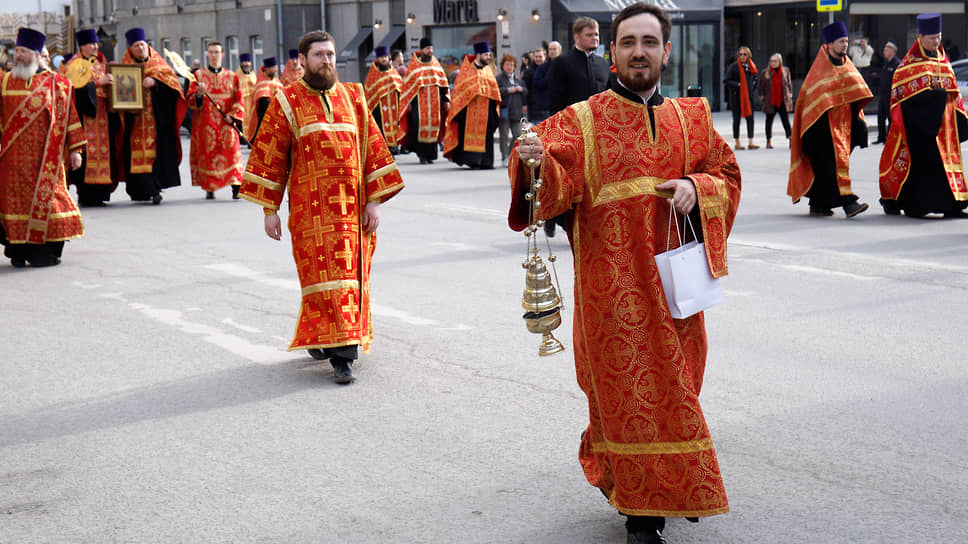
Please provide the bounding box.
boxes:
[336,27,373,63]
[555,0,722,16]
[849,2,963,14]
[363,25,406,62]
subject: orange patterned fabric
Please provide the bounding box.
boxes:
[245,75,283,141]
[64,52,112,185]
[120,47,187,175]
[237,66,257,141]
[279,59,304,86]
[444,55,500,157]
[0,71,86,244]
[240,80,404,352]
[879,42,968,200]
[364,61,403,147]
[787,46,872,202]
[187,68,244,191]
[508,92,740,517]
[397,54,449,144]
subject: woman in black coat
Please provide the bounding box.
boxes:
[725,46,759,149]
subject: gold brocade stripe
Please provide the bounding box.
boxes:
[612,505,730,518]
[68,121,83,132]
[573,100,598,204]
[366,163,398,183]
[196,163,243,177]
[242,171,285,192]
[276,88,297,135]
[68,139,86,151]
[301,279,360,296]
[0,213,31,220]
[802,63,867,97]
[593,176,674,206]
[944,164,965,173]
[289,335,371,352]
[50,210,81,219]
[299,122,358,138]
[669,100,690,170]
[591,437,714,455]
[239,192,276,209]
[891,70,957,90]
[800,81,872,122]
[368,182,404,202]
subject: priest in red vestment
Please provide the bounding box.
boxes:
[116,28,187,205]
[879,13,968,218]
[236,53,257,143]
[240,31,404,385]
[279,49,304,86]
[246,57,284,142]
[187,41,245,199]
[396,38,449,164]
[509,6,740,542]
[364,46,403,150]
[0,28,86,268]
[444,41,501,169]
[787,22,872,218]
[62,28,116,207]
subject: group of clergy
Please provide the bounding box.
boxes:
[788,13,968,219]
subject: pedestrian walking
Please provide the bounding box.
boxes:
[509,5,740,542]
[874,41,900,144]
[240,31,404,385]
[725,46,759,149]
[756,53,792,148]
[496,54,527,166]
[879,14,968,218]
[788,21,872,218]
[525,48,550,123]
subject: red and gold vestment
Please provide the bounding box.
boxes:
[187,68,244,191]
[119,47,187,175]
[63,51,112,186]
[508,91,741,517]
[279,59,304,86]
[396,54,449,144]
[879,42,968,201]
[240,80,404,352]
[237,66,257,142]
[364,61,403,147]
[0,71,86,244]
[788,46,872,202]
[443,55,500,157]
[245,73,283,141]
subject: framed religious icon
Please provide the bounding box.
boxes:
[108,64,144,111]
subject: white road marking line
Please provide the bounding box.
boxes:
[425,203,505,218]
[221,317,262,333]
[735,257,883,281]
[731,238,968,274]
[203,262,299,290]
[430,242,478,251]
[72,281,103,289]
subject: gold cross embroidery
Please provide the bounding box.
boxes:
[328,184,356,215]
[341,293,359,323]
[334,238,354,270]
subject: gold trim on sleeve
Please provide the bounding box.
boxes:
[301,279,361,296]
[591,437,714,455]
[242,171,285,192]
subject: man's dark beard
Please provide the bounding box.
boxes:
[241,66,252,74]
[376,60,390,70]
[303,68,336,90]
[420,54,432,62]
[618,61,658,93]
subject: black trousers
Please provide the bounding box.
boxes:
[765,105,791,139]
[731,108,754,139]
[322,345,359,362]
[1,224,64,264]
[876,97,891,143]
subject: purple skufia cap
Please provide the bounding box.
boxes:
[374,46,389,58]
[821,21,848,44]
[239,53,252,63]
[125,28,146,48]
[75,28,98,46]
[16,27,46,52]
[263,57,277,67]
[917,13,942,35]
[419,37,432,49]
[473,41,490,54]
[288,49,299,59]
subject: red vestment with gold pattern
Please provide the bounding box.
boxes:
[237,66,257,142]
[279,59,304,86]
[508,91,741,518]
[240,80,404,352]
[879,42,968,204]
[444,55,500,159]
[787,46,872,202]
[63,52,112,187]
[0,71,86,244]
[245,73,283,141]
[187,67,244,191]
[364,61,403,148]
[396,54,449,146]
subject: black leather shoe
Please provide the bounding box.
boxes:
[151,193,163,205]
[543,221,556,237]
[10,258,26,268]
[29,257,61,267]
[331,358,356,384]
[808,207,833,217]
[879,198,901,215]
[205,191,215,200]
[627,529,666,544]
[307,349,327,360]
[844,201,868,218]
[231,185,241,200]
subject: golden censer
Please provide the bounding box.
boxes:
[518,119,565,356]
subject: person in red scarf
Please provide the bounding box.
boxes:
[725,46,759,149]
[756,53,793,149]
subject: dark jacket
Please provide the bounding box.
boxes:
[497,70,528,121]
[528,62,551,115]
[547,47,610,114]
[877,55,901,103]
[725,61,757,112]
[756,66,793,114]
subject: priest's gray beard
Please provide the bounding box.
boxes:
[12,57,39,80]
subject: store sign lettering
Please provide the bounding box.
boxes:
[433,0,479,23]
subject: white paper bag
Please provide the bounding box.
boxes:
[654,206,723,319]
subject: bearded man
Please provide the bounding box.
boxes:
[236,53,257,141]
[364,45,403,150]
[280,49,304,85]
[0,28,86,267]
[509,4,740,542]
[240,31,405,385]
[444,41,501,169]
[397,38,450,164]
[62,28,116,207]
[246,57,284,142]
[115,28,187,205]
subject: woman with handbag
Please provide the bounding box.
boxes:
[757,53,793,149]
[725,46,759,150]
[496,54,527,166]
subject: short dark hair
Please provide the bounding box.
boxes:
[611,2,671,45]
[572,17,598,36]
[297,30,335,58]
[207,41,223,50]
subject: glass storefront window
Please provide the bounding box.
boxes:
[663,23,717,104]
[428,25,496,74]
